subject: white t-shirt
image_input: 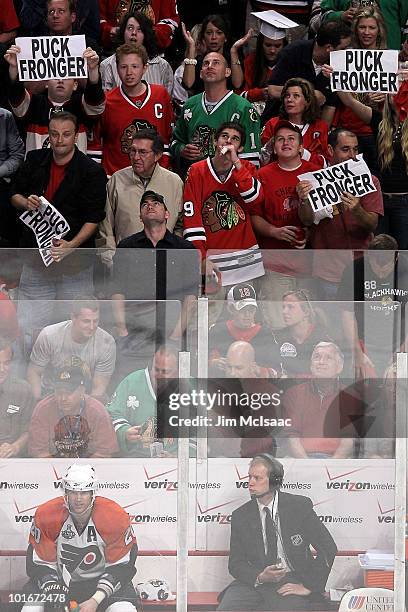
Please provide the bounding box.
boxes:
[30,320,116,393]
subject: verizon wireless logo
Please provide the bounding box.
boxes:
[325,467,394,492]
[196,499,241,524]
[143,466,178,491]
[377,500,395,524]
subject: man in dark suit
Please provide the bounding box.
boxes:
[218,455,337,610]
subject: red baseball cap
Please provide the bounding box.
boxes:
[273,120,303,142]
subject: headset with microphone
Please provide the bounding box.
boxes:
[251,454,284,498]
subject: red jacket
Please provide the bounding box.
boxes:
[241,52,273,102]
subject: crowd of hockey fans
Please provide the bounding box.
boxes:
[0,0,407,459]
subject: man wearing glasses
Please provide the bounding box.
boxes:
[99,129,184,266]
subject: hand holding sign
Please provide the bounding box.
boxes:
[24,195,42,212]
[15,35,87,82]
[340,191,361,213]
[50,238,73,263]
[20,196,70,267]
[4,44,20,81]
[296,180,313,202]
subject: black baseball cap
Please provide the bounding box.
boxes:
[53,365,89,391]
[140,190,167,209]
[227,283,258,310]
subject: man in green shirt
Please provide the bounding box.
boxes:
[107,345,178,457]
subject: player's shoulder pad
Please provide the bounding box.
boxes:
[92,496,131,534]
[34,497,68,533]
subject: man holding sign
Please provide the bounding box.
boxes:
[297,128,383,299]
[10,111,107,355]
[5,42,105,154]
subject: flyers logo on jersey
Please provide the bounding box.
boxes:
[60,543,102,573]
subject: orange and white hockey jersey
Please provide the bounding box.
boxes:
[29,496,136,589]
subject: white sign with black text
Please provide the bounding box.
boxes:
[15,35,87,81]
[330,49,399,93]
[20,196,70,266]
[298,156,377,213]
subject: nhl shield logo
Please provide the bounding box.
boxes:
[291,533,303,546]
[62,524,75,539]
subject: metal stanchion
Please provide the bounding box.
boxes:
[394,352,407,611]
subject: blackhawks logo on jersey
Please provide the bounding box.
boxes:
[121,119,155,154]
[191,126,216,158]
[54,415,91,458]
[115,0,155,25]
[202,191,245,233]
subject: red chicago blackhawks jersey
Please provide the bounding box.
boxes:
[183,157,265,286]
[100,82,173,176]
[29,496,136,583]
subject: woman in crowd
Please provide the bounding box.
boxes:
[272,289,333,378]
[261,78,329,166]
[99,11,173,94]
[334,81,408,249]
[328,5,388,172]
[180,14,247,96]
[241,29,287,113]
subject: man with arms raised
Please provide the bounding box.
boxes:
[5,43,104,154]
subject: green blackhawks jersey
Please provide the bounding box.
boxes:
[107,367,174,457]
[170,91,261,167]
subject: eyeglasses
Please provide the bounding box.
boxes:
[129,148,153,158]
